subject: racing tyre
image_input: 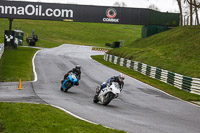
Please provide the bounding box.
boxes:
[64,82,72,92]
[103,92,115,106]
[93,95,99,103]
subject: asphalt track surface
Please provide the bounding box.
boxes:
[1,44,200,133]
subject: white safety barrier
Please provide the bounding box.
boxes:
[0,43,4,60]
[104,54,200,95]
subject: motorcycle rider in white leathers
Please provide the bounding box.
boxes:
[97,73,125,95]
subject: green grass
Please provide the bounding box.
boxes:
[0,17,200,132]
[0,102,125,133]
[0,47,38,81]
[91,55,200,102]
[0,18,141,48]
[108,26,200,78]
[0,19,141,132]
[0,18,141,81]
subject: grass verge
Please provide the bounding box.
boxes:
[91,55,200,102]
[0,47,38,81]
[0,18,141,48]
[0,124,3,133]
[0,102,125,133]
[108,26,200,78]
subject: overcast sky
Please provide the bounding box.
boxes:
[10,0,179,12]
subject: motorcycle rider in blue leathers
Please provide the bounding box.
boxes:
[62,65,81,86]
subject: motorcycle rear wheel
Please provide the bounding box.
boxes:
[93,95,99,103]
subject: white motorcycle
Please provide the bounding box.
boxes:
[93,82,121,106]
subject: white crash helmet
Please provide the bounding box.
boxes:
[119,73,125,80]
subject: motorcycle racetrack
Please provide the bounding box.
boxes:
[32,44,200,133]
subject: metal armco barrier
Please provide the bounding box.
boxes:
[104,54,200,95]
[0,43,4,59]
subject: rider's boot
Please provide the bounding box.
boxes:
[96,85,103,96]
[74,81,79,86]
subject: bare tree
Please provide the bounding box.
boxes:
[114,2,121,7]
[186,0,200,7]
[113,2,127,7]
[121,2,127,7]
[148,4,160,11]
[189,0,193,25]
[186,0,199,25]
[187,16,190,25]
[183,0,193,25]
[176,0,183,25]
[194,0,199,24]
[176,0,200,25]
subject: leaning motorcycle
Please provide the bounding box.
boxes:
[60,73,78,92]
[93,82,121,106]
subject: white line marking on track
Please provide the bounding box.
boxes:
[30,46,117,131]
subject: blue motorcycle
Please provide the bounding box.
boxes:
[61,73,78,92]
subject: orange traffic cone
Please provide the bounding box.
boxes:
[18,79,23,90]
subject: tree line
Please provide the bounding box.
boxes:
[176,0,200,25]
[114,0,200,26]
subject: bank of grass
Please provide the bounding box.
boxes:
[0,47,38,81]
[0,18,141,48]
[91,55,200,102]
[108,26,200,78]
[0,102,124,133]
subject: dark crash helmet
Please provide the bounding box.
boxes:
[75,65,81,71]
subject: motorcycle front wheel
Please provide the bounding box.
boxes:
[103,92,115,106]
[64,82,72,92]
